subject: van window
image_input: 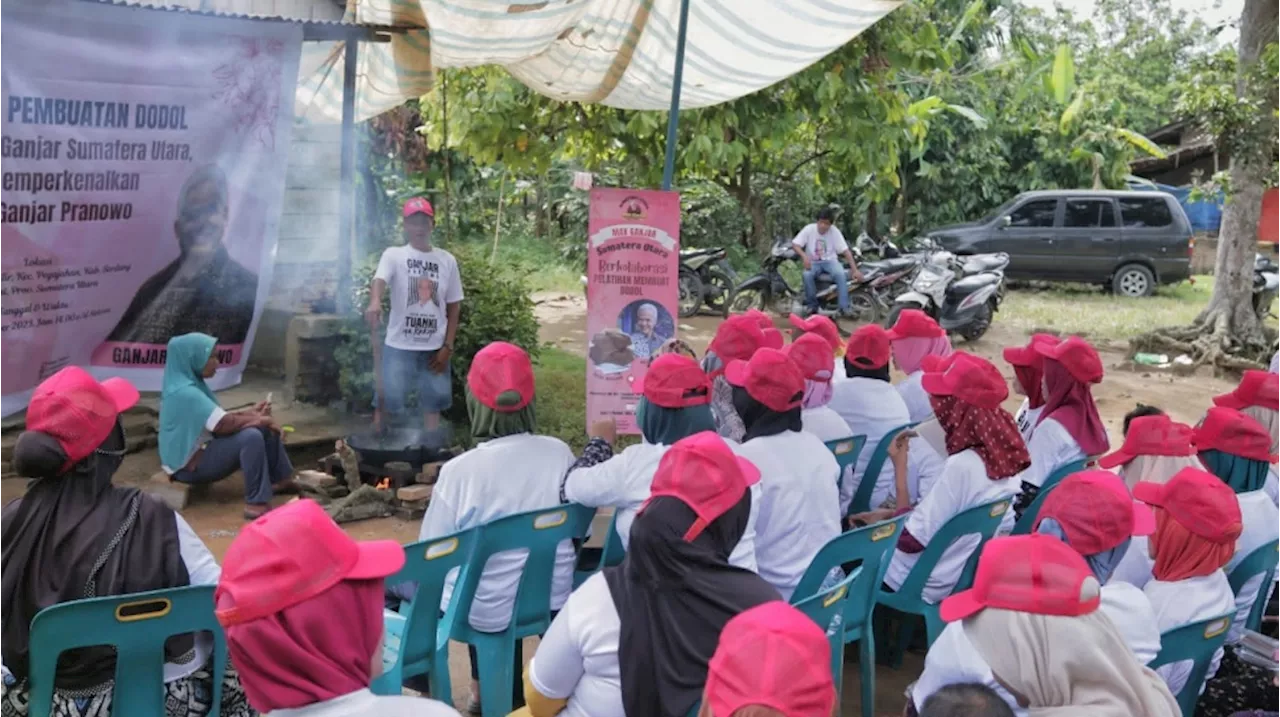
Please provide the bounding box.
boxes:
[1064,199,1117,228]
[1008,199,1058,228]
[1118,197,1173,228]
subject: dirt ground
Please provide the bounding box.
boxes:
[0,290,1241,716]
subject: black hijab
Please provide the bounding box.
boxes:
[731,385,803,441]
[844,357,892,382]
[604,493,780,717]
[1,421,191,689]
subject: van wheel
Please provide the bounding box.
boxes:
[1112,264,1155,297]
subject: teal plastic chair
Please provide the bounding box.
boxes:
[572,511,626,588]
[28,585,225,717]
[876,498,1012,667]
[847,424,915,517]
[371,527,477,700]
[1149,611,1235,717]
[448,504,595,717]
[793,571,859,697]
[1011,459,1087,535]
[1228,539,1279,633]
[827,435,867,488]
[790,517,905,717]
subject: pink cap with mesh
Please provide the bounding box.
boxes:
[706,602,836,717]
[26,366,139,469]
[940,534,1101,623]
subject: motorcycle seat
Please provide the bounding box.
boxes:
[679,247,721,257]
[961,254,1009,274]
[860,257,917,274]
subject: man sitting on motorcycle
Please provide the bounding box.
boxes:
[793,207,863,316]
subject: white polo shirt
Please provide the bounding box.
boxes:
[527,573,624,717]
[883,449,1018,604]
[829,376,912,513]
[418,433,577,632]
[1146,571,1236,696]
[1012,417,1084,489]
[735,430,842,600]
[896,370,933,424]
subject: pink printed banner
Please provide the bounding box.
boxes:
[585,188,680,434]
[1,0,301,416]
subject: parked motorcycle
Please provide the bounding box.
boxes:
[729,237,897,322]
[678,247,738,318]
[1255,253,1278,320]
[886,248,1005,342]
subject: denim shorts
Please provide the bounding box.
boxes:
[380,345,453,415]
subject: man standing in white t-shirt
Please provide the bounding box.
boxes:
[365,197,464,431]
[792,207,862,316]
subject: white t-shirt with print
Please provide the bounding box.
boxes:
[418,433,575,632]
[829,376,912,514]
[374,245,464,352]
[564,441,761,572]
[792,223,848,262]
[883,449,1018,604]
[528,573,624,717]
[734,430,842,601]
[1226,490,1280,643]
[1146,571,1236,696]
[1012,397,1044,444]
[1012,417,1084,489]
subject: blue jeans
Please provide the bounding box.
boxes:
[172,427,293,504]
[802,259,849,310]
[380,345,453,418]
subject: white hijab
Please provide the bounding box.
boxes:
[1241,405,1278,454]
[1118,454,1204,490]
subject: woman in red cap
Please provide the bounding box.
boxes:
[784,333,852,443]
[699,602,837,717]
[1,367,252,717]
[788,313,846,381]
[416,341,578,712]
[1098,412,1199,490]
[1002,334,1059,442]
[1010,336,1109,519]
[1212,369,1279,505]
[564,354,760,571]
[885,309,954,423]
[874,353,1030,604]
[521,433,779,717]
[1133,467,1241,699]
[911,535,1178,717]
[724,348,841,600]
[701,315,778,442]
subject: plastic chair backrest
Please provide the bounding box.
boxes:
[826,435,867,488]
[28,585,225,717]
[1228,539,1280,633]
[1149,611,1235,716]
[792,517,906,607]
[848,423,915,517]
[448,504,595,639]
[793,571,859,683]
[599,512,626,569]
[388,527,477,670]
[893,498,1011,601]
[1011,459,1087,535]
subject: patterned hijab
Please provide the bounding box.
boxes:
[931,394,1031,479]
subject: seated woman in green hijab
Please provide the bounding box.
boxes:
[159,333,294,520]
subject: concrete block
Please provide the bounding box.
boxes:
[397,484,432,502]
[417,462,445,484]
[296,469,339,492]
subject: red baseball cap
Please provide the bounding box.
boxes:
[1035,336,1103,384]
[1035,470,1156,554]
[26,366,140,469]
[645,431,761,541]
[467,342,535,412]
[784,333,835,382]
[725,348,806,412]
[215,499,405,626]
[744,308,775,331]
[845,324,892,370]
[1193,406,1278,463]
[706,602,836,717]
[1133,466,1243,544]
[940,534,1101,623]
[1002,333,1060,368]
[921,352,1009,409]
[1097,413,1195,469]
[709,315,768,363]
[631,354,711,408]
[921,351,964,374]
[1213,370,1279,411]
[885,308,944,340]
[402,197,434,218]
[761,328,785,351]
[788,313,842,355]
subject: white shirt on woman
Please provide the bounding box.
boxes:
[418,433,576,632]
[801,405,853,443]
[883,449,1019,604]
[1146,571,1236,696]
[563,441,760,572]
[896,370,933,424]
[527,573,624,717]
[829,376,912,514]
[1012,397,1044,444]
[1012,417,1084,489]
[1225,489,1280,643]
[735,430,842,600]
[264,690,459,717]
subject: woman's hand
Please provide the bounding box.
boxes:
[846,508,895,529]
[589,417,617,445]
[888,429,916,469]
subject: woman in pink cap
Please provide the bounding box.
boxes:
[1098,411,1199,490]
[784,333,851,443]
[700,602,837,717]
[1010,336,1109,519]
[216,499,459,717]
[2,367,251,717]
[911,535,1178,717]
[520,433,779,717]
[700,315,777,442]
[1211,369,1279,505]
[885,309,953,423]
[788,312,846,381]
[1001,334,1059,442]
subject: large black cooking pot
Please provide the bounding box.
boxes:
[343,427,452,469]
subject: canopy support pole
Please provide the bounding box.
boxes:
[660,0,690,191]
[336,40,358,314]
